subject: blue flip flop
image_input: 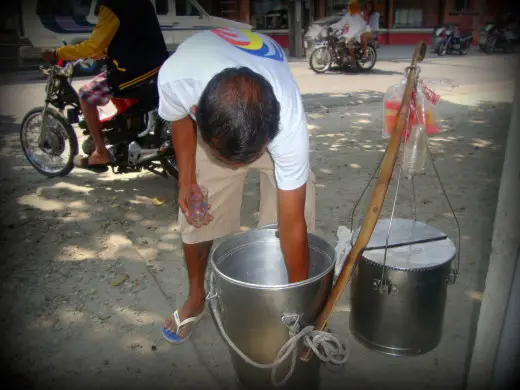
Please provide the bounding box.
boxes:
[162,309,205,344]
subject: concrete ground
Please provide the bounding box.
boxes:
[0,50,517,389]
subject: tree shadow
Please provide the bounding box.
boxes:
[303,90,385,112]
[0,90,513,389]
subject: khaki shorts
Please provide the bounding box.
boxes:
[179,137,316,244]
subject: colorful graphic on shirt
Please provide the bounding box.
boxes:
[211,28,285,62]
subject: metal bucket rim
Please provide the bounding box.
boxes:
[209,229,335,290]
[360,255,456,272]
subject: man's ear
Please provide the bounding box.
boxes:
[191,105,197,117]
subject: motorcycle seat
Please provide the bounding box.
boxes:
[114,75,159,113]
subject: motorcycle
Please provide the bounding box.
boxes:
[484,28,514,53]
[434,24,472,56]
[309,27,378,74]
[20,58,178,180]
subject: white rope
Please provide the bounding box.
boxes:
[208,287,349,388]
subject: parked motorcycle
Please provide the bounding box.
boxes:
[309,27,377,74]
[20,59,178,179]
[434,24,472,56]
[484,28,514,53]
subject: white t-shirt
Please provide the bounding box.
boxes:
[157,28,309,191]
[330,13,366,41]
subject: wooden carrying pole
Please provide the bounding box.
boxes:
[301,41,428,362]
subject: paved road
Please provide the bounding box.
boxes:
[1,50,517,120]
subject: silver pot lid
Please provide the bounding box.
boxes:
[353,219,457,270]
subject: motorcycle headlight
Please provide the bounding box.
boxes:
[64,65,74,78]
[318,28,330,39]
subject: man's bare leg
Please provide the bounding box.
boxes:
[79,97,110,165]
[362,36,368,57]
[349,46,356,63]
[164,241,212,337]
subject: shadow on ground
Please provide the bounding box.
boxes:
[0,91,512,389]
[323,67,403,77]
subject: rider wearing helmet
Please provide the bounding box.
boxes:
[42,0,169,172]
[330,0,367,60]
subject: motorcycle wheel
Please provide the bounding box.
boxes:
[459,42,471,55]
[437,43,447,56]
[356,46,377,71]
[155,120,178,181]
[20,107,78,177]
[484,40,495,54]
[309,47,332,74]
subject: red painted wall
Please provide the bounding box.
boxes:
[443,0,507,31]
[266,34,290,48]
[442,0,508,43]
[381,32,433,45]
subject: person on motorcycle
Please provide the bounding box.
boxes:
[41,0,168,172]
[362,1,380,55]
[330,0,367,61]
[157,29,315,344]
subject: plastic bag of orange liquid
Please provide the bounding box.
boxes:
[382,79,441,139]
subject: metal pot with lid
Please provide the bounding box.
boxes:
[350,218,457,356]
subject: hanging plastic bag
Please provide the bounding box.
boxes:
[382,79,405,139]
[418,79,441,136]
[382,78,442,139]
[401,88,428,177]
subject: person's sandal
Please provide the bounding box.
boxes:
[161,309,205,344]
[73,155,109,173]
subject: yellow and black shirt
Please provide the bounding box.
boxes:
[56,0,169,93]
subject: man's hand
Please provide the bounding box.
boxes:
[171,115,213,228]
[41,50,56,63]
[178,184,213,229]
[278,183,309,283]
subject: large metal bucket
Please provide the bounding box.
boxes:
[208,228,335,390]
[350,218,457,356]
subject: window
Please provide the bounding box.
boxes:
[96,0,168,16]
[175,0,201,17]
[393,0,439,28]
[37,0,92,17]
[251,0,289,30]
[155,0,168,15]
[453,0,469,12]
[325,0,346,16]
[325,0,388,28]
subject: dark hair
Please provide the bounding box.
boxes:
[366,0,376,16]
[196,67,280,163]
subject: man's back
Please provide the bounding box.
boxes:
[100,0,168,86]
[160,29,293,102]
[158,28,310,192]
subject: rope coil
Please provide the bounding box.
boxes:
[207,273,349,388]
